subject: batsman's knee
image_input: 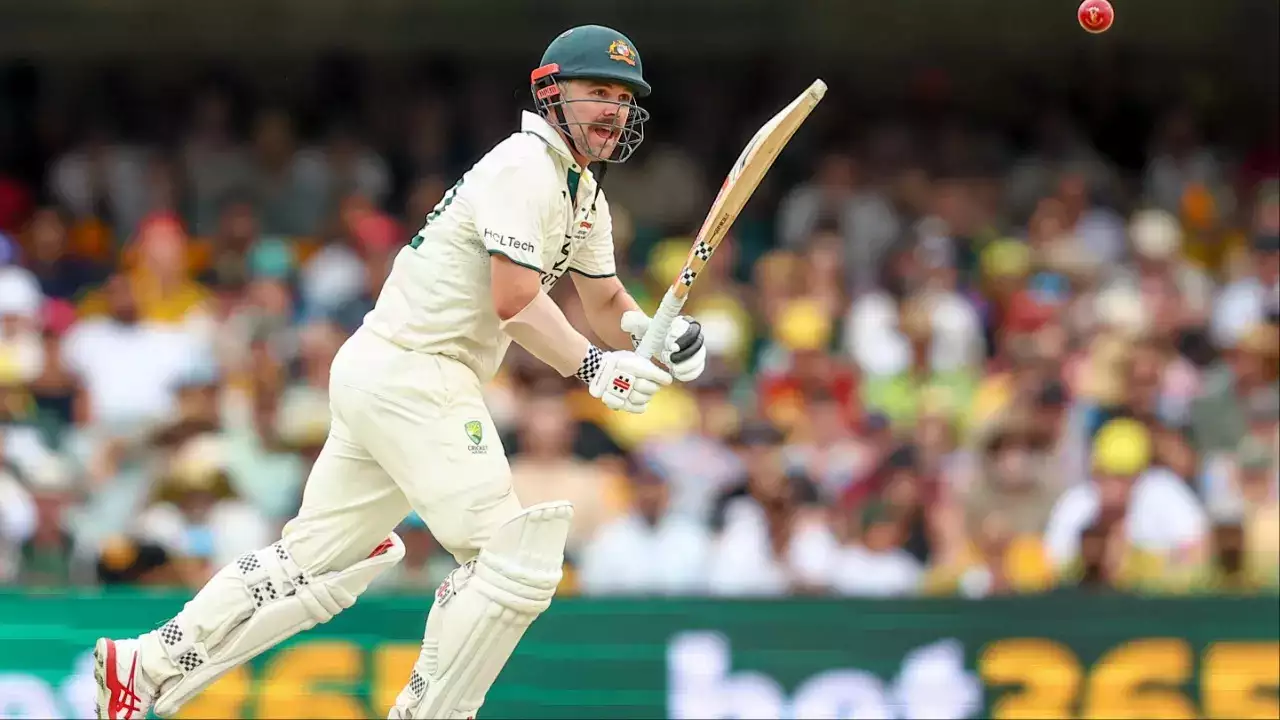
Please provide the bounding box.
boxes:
[279,516,395,577]
[388,502,573,719]
[418,485,525,565]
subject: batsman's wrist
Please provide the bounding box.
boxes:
[575,344,605,385]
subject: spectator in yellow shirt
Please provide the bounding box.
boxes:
[78,213,212,328]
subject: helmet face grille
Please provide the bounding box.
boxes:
[532,75,649,164]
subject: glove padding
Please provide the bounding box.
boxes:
[583,348,673,414]
[620,310,707,383]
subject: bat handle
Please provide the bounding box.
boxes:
[636,288,687,361]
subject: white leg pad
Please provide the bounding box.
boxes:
[388,501,573,720]
[148,534,404,718]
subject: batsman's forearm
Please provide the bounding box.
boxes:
[499,291,595,377]
[585,283,643,350]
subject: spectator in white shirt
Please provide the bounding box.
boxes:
[845,247,981,377]
[1102,209,1215,329]
[298,234,369,320]
[915,233,986,369]
[577,457,712,596]
[1212,233,1280,349]
[0,265,47,386]
[706,422,837,596]
[1044,418,1208,576]
[135,433,272,580]
[1054,170,1129,267]
[60,275,206,437]
[636,368,743,525]
[0,464,36,583]
[829,499,924,597]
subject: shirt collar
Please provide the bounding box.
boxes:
[520,111,588,176]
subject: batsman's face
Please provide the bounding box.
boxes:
[561,80,632,160]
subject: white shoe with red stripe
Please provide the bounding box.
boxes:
[94,638,157,720]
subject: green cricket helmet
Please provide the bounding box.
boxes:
[531,25,651,163]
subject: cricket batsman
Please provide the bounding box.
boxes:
[93,24,706,720]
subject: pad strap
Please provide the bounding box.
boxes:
[150,535,404,718]
[152,540,312,677]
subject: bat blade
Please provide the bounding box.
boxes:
[636,79,826,362]
[673,78,827,300]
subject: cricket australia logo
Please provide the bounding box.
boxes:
[464,420,488,454]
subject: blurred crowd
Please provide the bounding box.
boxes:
[0,60,1277,599]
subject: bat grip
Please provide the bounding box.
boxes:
[636,288,687,361]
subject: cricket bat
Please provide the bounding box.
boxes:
[636,78,828,362]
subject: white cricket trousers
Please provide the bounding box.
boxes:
[129,328,527,710]
[284,326,524,572]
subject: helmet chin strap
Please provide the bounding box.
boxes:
[559,128,592,166]
[554,111,618,166]
[550,118,608,205]
[557,125,610,199]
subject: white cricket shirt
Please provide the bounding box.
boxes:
[362,111,617,383]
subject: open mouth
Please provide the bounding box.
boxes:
[591,127,616,142]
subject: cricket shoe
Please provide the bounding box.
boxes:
[94,638,157,719]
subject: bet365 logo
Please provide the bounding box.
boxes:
[667,631,982,719]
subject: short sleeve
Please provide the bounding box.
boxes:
[473,160,551,273]
[1134,470,1208,551]
[1043,485,1099,568]
[1210,282,1263,349]
[569,191,618,278]
[0,475,36,544]
[59,323,91,376]
[576,522,628,595]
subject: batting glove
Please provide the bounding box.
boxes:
[575,345,673,414]
[620,310,707,383]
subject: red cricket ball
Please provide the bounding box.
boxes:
[1078,0,1115,33]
